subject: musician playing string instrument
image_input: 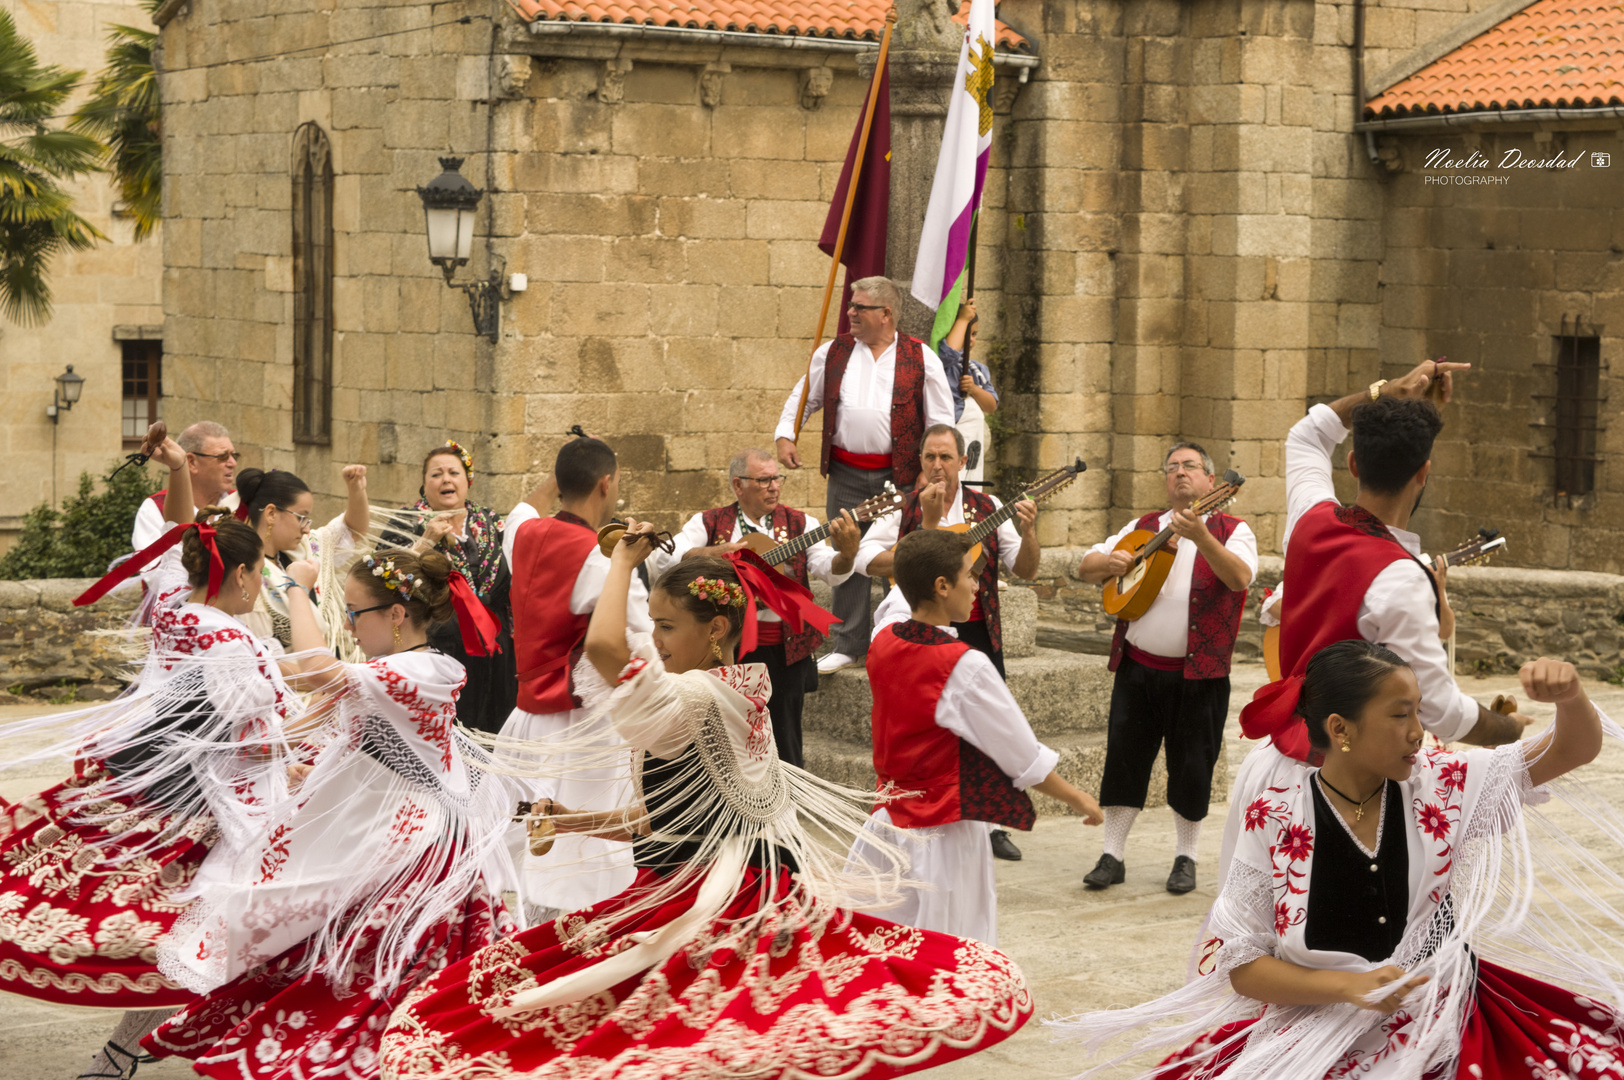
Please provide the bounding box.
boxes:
[649,447,861,768]
[1077,442,1257,895]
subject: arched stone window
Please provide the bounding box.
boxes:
[292,122,333,444]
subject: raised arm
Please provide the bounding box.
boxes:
[1521,658,1603,788]
[340,464,370,539]
[282,560,345,694]
[583,519,659,685]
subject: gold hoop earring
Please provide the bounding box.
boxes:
[710,637,724,662]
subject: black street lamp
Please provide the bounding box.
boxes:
[416,157,502,343]
[48,364,84,422]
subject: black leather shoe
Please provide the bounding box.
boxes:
[989,829,1022,861]
[1083,853,1125,889]
[1166,855,1197,894]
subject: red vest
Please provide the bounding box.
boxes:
[700,503,823,665]
[1239,501,1439,759]
[511,512,598,714]
[1106,510,1248,680]
[818,334,928,487]
[867,620,1036,831]
[897,486,1003,652]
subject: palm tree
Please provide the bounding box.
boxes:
[70,8,160,242]
[0,8,104,326]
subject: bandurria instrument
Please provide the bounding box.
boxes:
[1261,527,1509,680]
[939,457,1087,577]
[1102,469,1246,622]
[739,484,905,566]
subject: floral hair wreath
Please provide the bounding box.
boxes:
[367,556,417,602]
[688,576,747,608]
[440,440,473,473]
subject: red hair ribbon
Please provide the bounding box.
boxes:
[1237,673,1314,763]
[723,548,840,658]
[446,569,501,658]
[234,501,250,522]
[75,521,225,607]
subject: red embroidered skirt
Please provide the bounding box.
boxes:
[1154,960,1624,1079]
[0,767,213,1008]
[142,879,511,1080]
[379,865,1032,1080]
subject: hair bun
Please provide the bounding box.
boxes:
[235,467,265,503]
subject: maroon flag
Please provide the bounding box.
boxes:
[819,61,890,337]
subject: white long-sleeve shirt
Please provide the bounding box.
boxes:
[854,486,1023,579]
[774,336,955,453]
[1087,511,1258,659]
[503,501,653,637]
[649,507,853,624]
[1283,404,1477,743]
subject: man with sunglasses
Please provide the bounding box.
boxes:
[774,276,954,672]
[650,447,861,768]
[1076,442,1257,895]
[131,421,241,552]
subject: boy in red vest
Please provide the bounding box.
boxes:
[848,529,1102,945]
[500,436,652,924]
[1078,441,1257,895]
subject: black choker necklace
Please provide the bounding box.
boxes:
[1318,774,1384,822]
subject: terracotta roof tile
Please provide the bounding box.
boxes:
[508,0,1031,53]
[1366,0,1624,118]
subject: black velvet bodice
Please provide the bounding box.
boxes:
[1305,778,1409,962]
[633,749,797,875]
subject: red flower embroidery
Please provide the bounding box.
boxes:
[1416,802,1451,841]
[1244,797,1273,832]
[1436,760,1467,794]
[1277,823,1314,862]
[1274,901,1301,936]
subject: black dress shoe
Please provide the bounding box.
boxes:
[989,829,1022,861]
[1083,853,1125,889]
[1166,855,1197,894]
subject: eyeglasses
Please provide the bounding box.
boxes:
[190,450,239,463]
[1163,461,1207,476]
[741,475,784,488]
[847,303,886,313]
[274,507,312,528]
[344,602,396,625]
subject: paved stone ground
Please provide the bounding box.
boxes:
[5,664,1624,1078]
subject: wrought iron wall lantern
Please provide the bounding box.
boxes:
[47,364,85,422]
[416,156,503,343]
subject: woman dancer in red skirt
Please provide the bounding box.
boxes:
[380,523,1033,1079]
[142,545,516,1079]
[0,431,295,1079]
[1054,639,1624,1080]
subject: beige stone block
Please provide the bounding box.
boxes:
[657,197,745,240]
[713,107,805,160]
[514,236,606,284]
[766,240,827,288]
[553,283,650,337]
[663,337,734,392]
[624,64,701,107]
[1233,214,1310,258]
[745,200,827,242]
[1040,296,1116,343]
[612,103,711,158]
[639,158,729,197]
[1232,300,1308,350]
[649,283,719,337]
[717,285,780,337]
[514,153,638,196]
[605,237,686,284]
[398,277,444,335]
[531,99,613,156]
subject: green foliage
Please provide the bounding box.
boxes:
[69,7,160,242]
[0,464,156,580]
[0,8,106,325]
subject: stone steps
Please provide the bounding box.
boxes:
[802,647,1230,816]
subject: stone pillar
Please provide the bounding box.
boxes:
[880,0,963,340]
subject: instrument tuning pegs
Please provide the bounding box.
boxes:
[1074,457,1087,473]
[1223,468,1245,485]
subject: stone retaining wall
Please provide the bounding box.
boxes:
[1019,550,1624,680]
[0,581,138,705]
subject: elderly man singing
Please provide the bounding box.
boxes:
[131,421,241,551]
[775,275,955,672]
[650,448,861,768]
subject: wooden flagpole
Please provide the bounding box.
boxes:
[792,6,898,443]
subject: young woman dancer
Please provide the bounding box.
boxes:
[141,547,516,1080]
[378,522,1034,1079]
[0,431,296,1080]
[1054,639,1624,1079]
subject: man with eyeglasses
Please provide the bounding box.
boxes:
[649,448,859,768]
[131,421,241,552]
[774,276,955,673]
[1076,442,1257,895]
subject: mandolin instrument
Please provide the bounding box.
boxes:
[740,484,905,565]
[1102,470,1246,622]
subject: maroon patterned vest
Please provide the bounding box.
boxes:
[1107,510,1248,680]
[818,334,928,488]
[897,486,1003,652]
[701,503,822,665]
[867,620,1036,830]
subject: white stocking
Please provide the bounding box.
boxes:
[1101,806,1139,860]
[78,1008,174,1079]
[1173,810,1203,862]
